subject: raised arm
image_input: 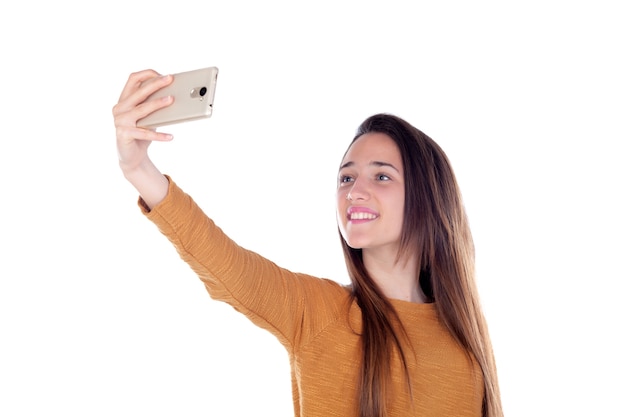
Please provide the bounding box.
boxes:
[112,69,175,209]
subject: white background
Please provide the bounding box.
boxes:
[1,1,624,416]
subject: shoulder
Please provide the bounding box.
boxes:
[296,274,352,304]
[292,274,353,324]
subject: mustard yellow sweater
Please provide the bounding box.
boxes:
[142,177,484,416]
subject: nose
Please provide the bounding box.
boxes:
[346,178,370,201]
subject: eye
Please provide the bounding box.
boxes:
[339,175,354,184]
[376,174,391,181]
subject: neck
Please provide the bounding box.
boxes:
[362,249,427,304]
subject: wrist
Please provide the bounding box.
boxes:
[120,160,169,210]
[119,157,152,180]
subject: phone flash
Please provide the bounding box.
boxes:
[190,86,209,100]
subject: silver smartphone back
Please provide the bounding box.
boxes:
[137,66,219,129]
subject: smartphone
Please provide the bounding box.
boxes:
[137,66,219,129]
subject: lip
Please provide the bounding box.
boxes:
[346,206,379,223]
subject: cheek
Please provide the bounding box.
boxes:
[335,198,346,224]
[336,211,349,243]
[335,197,349,234]
[336,190,347,211]
[386,193,405,230]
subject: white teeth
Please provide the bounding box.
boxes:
[350,212,377,220]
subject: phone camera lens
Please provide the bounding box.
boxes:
[199,87,207,97]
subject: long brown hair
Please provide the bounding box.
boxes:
[339,114,502,417]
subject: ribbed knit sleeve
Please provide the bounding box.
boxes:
[141,176,347,353]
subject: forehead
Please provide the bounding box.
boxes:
[341,132,402,167]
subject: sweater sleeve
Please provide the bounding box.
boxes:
[140,176,347,353]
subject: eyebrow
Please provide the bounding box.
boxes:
[339,160,401,173]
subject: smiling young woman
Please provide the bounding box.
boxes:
[337,114,502,417]
[113,69,503,417]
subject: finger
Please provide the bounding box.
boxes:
[117,125,173,143]
[117,69,161,102]
[135,94,175,123]
[113,94,174,130]
[114,74,174,119]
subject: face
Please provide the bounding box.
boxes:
[337,132,405,254]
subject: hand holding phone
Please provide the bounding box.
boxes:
[137,66,219,129]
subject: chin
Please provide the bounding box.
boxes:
[340,230,371,250]
[344,238,370,250]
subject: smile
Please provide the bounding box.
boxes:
[349,212,378,220]
[347,207,379,221]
